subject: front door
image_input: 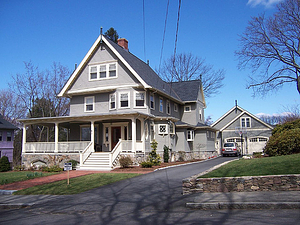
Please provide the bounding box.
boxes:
[111,127,121,150]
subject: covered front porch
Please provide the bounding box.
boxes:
[20,113,153,170]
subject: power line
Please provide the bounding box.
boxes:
[173,0,181,61]
[143,0,146,61]
[158,0,170,73]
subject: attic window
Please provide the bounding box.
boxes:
[89,62,117,80]
[184,105,191,112]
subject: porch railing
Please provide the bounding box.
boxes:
[80,142,93,166]
[23,141,91,153]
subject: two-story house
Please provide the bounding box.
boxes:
[19,34,217,170]
[212,104,273,155]
[0,114,17,163]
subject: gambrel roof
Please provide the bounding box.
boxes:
[58,35,204,104]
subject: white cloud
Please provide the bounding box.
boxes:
[247,0,284,8]
[256,112,293,118]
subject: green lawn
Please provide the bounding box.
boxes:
[0,171,59,185]
[14,173,141,195]
[200,154,300,178]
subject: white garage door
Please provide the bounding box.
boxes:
[247,137,268,154]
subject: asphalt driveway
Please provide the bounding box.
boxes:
[1,157,300,225]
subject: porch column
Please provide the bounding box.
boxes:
[91,121,95,152]
[141,119,145,152]
[131,117,136,152]
[22,124,27,153]
[55,122,59,153]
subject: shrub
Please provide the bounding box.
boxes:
[0,156,11,172]
[41,165,63,172]
[13,165,25,171]
[272,119,300,136]
[119,155,133,168]
[140,161,153,168]
[178,151,186,162]
[67,160,79,170]
[163,145,169,163]
[264,128,300,156]
[148,140,161,166]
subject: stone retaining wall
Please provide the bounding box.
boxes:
[182,174,300,195]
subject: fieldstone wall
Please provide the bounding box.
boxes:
[182,174,300,195]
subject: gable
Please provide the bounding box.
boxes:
[212,107,243,130]
[66,43,141,96]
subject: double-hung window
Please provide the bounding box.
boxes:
[85,96,95,112]
[109,93,116,110]
[120,92,129,108]
[187,130,194,141]
[150,93,155,109]
[7,131,12,142]
[0,131,2,141]
[241,117,251,128]
[166,100,170,115]
[159,97,163,113]
[135,92,145,107]
[89,62,117,80]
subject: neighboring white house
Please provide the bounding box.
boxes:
[212,104,273,155]
[19,34,217,170]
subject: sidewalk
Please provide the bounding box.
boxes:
[186,191,300,210]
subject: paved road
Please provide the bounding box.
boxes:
[1,157,300,225]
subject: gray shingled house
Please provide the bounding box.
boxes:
[19,35,217,170]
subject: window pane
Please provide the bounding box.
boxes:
[100,65,106,78]
[160,99,163,112]
[120,93,129,107]
[0,131,2,141]
[136,93,144,106]
[7,132,12,142]
[81,127,91,141]
[109,64,116,77]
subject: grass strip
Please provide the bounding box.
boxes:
[0,171,59,185]
[200,154,300,178]
[14,173,140,195]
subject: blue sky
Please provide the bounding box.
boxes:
[0,0,298,122]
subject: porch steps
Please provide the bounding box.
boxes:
[79,152,112,171]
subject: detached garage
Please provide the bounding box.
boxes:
[212,104,273,156]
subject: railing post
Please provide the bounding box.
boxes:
[55,122,59,153]
[131,117,136,153]
[80,152,83,166]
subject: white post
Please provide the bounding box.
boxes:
[55,123,59,153]
[91,121,95,152]
[141,119,145,152]
[131,117,136,152]
[22,124,27,153]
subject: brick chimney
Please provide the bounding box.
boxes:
[117,38,128,50]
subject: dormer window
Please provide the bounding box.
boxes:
[89,62,117,80]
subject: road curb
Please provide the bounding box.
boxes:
[0,190,17,195]
[186,202,300,210]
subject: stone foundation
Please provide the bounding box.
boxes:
[182,174,300,195]
[22,154,80,169]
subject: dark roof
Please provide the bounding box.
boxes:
[105,37,182,101]
[170,80,201,102]
[0,114,17,130]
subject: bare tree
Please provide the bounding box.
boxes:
[0,89,26,125]
[159,53,225,98]
[9,61,70,141]
[236,0,300,96]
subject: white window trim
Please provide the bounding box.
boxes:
[119,92,130,109]
[150,93,155,110]
[158,124,168,135]
[84,96,95,112]
[184,105,191,112]
[240,117,251,128]
[169,121,175,134]
[166,100,171,115]
[187,130,194,141]
[159,97,164,113]
[88,61,118,81]
[134,91,146,108]
[174,103,178,112]
[109,93,116,110]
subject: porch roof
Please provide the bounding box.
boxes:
[19,111,155,125]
